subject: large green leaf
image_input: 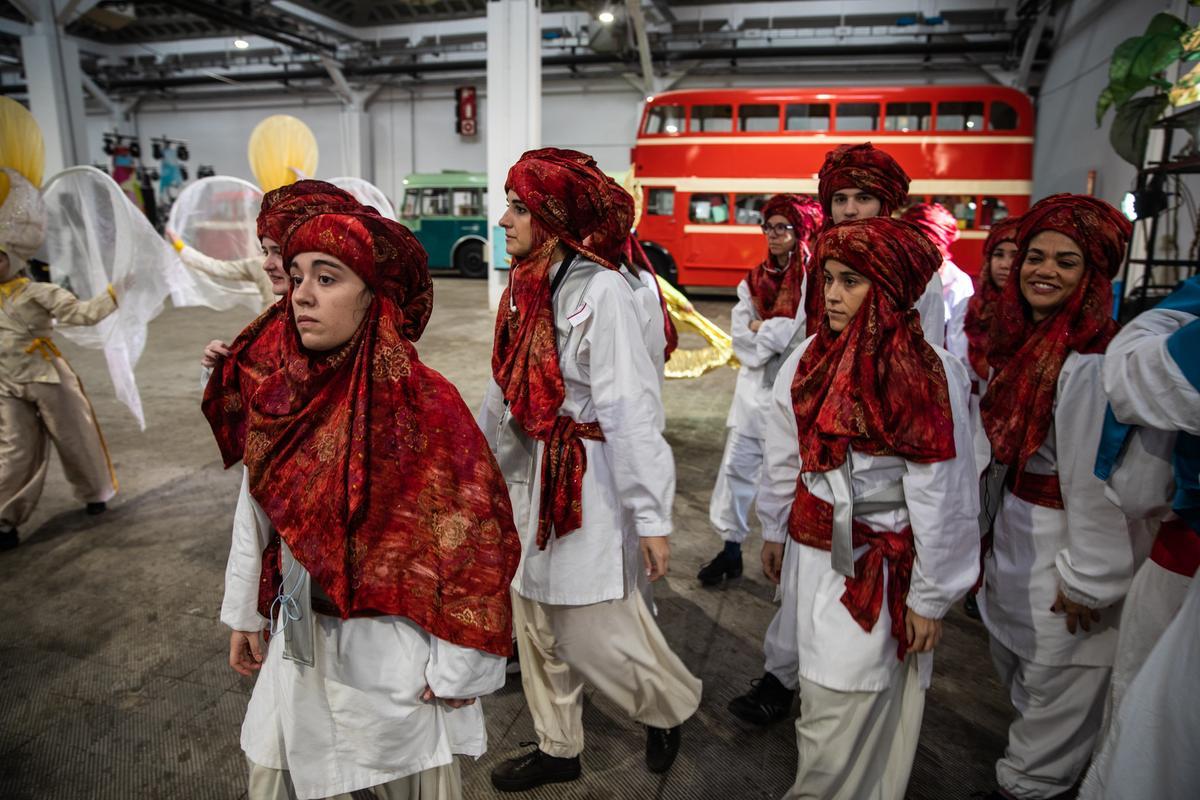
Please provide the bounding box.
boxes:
[1110,94,1170,167]
[1132,35,1184,80]
[1096,86,1116,126]
[1145,12,1187,39]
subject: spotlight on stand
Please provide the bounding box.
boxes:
[177,144,189,161]
[197,165,215,179]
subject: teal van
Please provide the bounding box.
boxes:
[399,171,487,278]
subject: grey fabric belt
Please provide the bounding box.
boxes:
[761,320,809,389]
[277,538,316,668]
[820,461,906,578]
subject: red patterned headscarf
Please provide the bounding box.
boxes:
[793,217,955,472]
[981,194,1131,469]
[204,207,521,656]
[901,202,960,258]
[491,148,632,546]
[806,143,912,335]
[255,179,356,243]
[748,194,824,320]
[964,216,1021,379]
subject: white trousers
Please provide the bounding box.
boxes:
[511,588,702,758]
[989,637,1110,799]
[247,758,461,800]
[762,540,800,690]
[709,430,763,544]
[784,658,924,800]
[1080,561,1199,800]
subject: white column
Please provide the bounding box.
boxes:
[339,106,372,180]
[20,0,88,176]
[486,0,541,310]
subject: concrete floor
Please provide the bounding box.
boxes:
[0,276,1013,799]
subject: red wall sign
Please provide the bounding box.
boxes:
[456,86,477,136]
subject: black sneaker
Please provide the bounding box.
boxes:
[0,527,17,551]
[506,639,520,674]
[645,725,681,773]
[86,502,107,516]
[697,549,743,586]
[964,592,981,620]
[728,672,796,726]
[491,743,581,792]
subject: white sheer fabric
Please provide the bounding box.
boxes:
[327,176,396,219]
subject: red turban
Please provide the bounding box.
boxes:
[981,194,1132,469]
[964,216,1021,379]
[901,202,960,258]
[792,217,955,473]
[255,179,357,243]
[205,205,521,656]
[491,147,628,548]
[748,194,824,320]
[816,143,911,220]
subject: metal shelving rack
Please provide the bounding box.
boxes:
[1117,104,1200,321]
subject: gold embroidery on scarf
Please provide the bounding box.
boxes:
[372,345,411,381]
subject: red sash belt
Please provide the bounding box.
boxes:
[787,481,916,661]
[1150,517,1200,578]
[1005,468,1064,510]
[537,415,605,549]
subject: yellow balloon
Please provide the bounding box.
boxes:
[0,96,46,206]
[247,114,319,192]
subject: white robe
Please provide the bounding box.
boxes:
[620,265,669,384]
[915,272,946,348]
[978,353,1141,667]
[939,258,974,369]
[757,338,979,692]
[726,277,806,439]
[479,263,675,607]
[221,470,504,800]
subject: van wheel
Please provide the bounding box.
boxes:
[454,240,486,278]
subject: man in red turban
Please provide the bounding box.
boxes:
[902,202,975,368]
[758,216,979,800]
[483,148,701,792]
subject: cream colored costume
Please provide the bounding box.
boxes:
[178,243,275,309]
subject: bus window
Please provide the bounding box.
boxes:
[690,105,734,133]
[785,103,831,131]
[937,101,985,131]
[452,188,481,216]
[420,188,450,216]
[979,197,1010,227]
[739,104,779,132]
[835,103,879,131]
[689,194,730,224]
[884,102,931,132]
[989,101,1020,131]
[930,195,976,229]
[644,104,685,134]
[401,189,420,218]
[645,187,675,217]
[735,194,771,225]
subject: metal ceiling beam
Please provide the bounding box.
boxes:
[157,0,338,54]
[269,0,363,40]
[56,0,102,26]
[7,0,39,23]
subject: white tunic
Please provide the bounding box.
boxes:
[757,338,980,692]
[726,276,806,439]
[916,272,947,348]
[939,259,975,368]
[620,265,669,383]
[1103,307,1200,435]
[479,263,675,606]
[221,470,504,800]
[979,353,1141,667]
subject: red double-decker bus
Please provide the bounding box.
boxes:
[630,85,1034,287]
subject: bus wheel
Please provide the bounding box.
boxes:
[454,240,486,278]
[643,244,679,287]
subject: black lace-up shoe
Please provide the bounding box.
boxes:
[728,672,797,726]
[645,725,681,773]
[697,549,743,586]
[86,502,107,515]
[491,743,581,792]
[964,592,981,620]
[0,527,17,551]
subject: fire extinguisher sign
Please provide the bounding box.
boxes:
[456,86,478,136]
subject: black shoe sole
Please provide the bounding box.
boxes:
[491,770,581,793]
[697,566,743,586]
[727,700,790,726]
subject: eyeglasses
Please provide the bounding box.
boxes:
[761,222,795,235]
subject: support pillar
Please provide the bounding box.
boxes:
[486,0,541,310]
[20,0,88,175]
[338,106,372,180]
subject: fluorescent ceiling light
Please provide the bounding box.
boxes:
[598,10,615,24]
[234,38,250,50]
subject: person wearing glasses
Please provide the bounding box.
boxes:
[698,195,824,590]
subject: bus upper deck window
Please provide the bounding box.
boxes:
[739,105,779,132]
[937,102,985,131]
[401,189,420,218]
[690,105,733,133]
[989,101,1019,131]
[884,102,931,132]
[644,105,685,135]
[735,195,772,225]
[646,188,675,217]
[785,104,830,131]
[835,103,879,131]
[689,194,729,224]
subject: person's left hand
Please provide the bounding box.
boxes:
[1051,589,1101,635]
[749,319,763,332]
[421,685,476,708]
[641,536,671,581]
[905,609,943,653]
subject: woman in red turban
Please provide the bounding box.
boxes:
[901,202,975,364]
[756,216,979,800]
[205,199,521,800]
[481,147,700,792]
[976,194,1141,800]
[701,196,821,578]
